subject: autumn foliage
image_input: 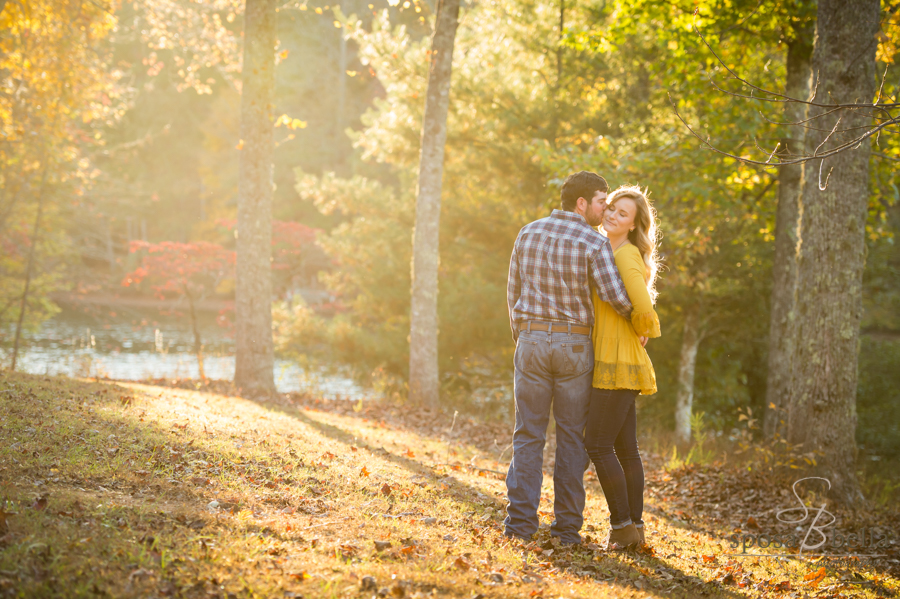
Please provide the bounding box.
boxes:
[122,240,235,299]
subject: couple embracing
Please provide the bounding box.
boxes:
[504,170,661,550]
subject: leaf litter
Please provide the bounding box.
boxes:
[0,372,898,598]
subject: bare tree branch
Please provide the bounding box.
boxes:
[693,24,900,110]
[668,92,900,168]
[666,18,900,170]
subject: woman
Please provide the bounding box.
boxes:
[585,185,661,550]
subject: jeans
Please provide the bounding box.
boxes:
[504,324,594,544]
[584,387,644,529]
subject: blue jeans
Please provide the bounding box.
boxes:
[584,388,644,529]
[504,324,594,544]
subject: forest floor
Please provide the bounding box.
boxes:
[1,371,899,599]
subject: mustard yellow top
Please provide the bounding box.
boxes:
[591,243,661,394]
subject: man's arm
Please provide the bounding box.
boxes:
[507,243,521,342]
[590,242,633,319]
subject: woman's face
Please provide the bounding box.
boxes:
[603,197,637,237]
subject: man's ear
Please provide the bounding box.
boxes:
[575,196,587,213]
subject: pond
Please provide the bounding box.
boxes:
[1,304,371,399]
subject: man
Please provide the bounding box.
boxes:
[504,170,633,546]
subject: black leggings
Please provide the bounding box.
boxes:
[584,388,644,528]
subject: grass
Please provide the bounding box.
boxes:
[0,371,898,598]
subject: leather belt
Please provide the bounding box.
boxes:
[519,322,590,335]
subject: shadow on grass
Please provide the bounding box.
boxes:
[243,395,504,508]
[243,397,769,599]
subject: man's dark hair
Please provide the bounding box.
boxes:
[560,171,608,211]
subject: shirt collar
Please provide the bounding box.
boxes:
[551,209,589,225]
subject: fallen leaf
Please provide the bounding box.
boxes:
[0,505,16,533]
[453,555,471,571]
[381,483,392,496]
[404,449,415,458]
[129,567,153,581]
[702,554,717,563]
[804,567,826,587]
[745,516,760,529]
[773,580,791,591]
[374,540,392,551]
[360,466,370,477]
[31,493,49,511]
[360,576,377,591]
[288,572,310,580]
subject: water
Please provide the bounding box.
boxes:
[1,305,370,399]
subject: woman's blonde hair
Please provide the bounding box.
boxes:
[606,185,660,304]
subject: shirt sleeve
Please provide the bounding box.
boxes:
[590,241,633,320]
[615,246,661,338]
[507,242,521,342]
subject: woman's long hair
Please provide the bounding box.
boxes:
[606,185,660,304]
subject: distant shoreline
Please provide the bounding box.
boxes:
[50,292,232,313]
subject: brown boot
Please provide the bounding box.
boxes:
[606,523,641,550]
[636,525,645,545]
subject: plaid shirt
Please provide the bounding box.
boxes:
[507,209,632,340]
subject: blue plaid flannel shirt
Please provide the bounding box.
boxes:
[507,209,633,341]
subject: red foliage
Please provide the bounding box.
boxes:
[122,240,235,300]
[272,220,317,271]
[215,218,318,271]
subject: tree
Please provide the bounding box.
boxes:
[671,0,887,502]
[673,300,702,444]
[407,0,461,408]
[235,0,277,393]
[1,0,125,367]
[123,241,236,379]
[763,15,814,438]
[785,0,880,505]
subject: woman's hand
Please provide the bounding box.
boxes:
[639,336,648,347]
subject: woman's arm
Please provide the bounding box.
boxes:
[615,246,661,338]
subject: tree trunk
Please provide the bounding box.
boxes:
[337,28,347,138]
[234,0,276,393]
[10,163,49,372]
[407,0,461,408]
[674,303,702,445]
[185,286,206,380]
[763,26,814,439]
[786,0,879,506]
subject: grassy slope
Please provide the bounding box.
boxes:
[0,372,897,598]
